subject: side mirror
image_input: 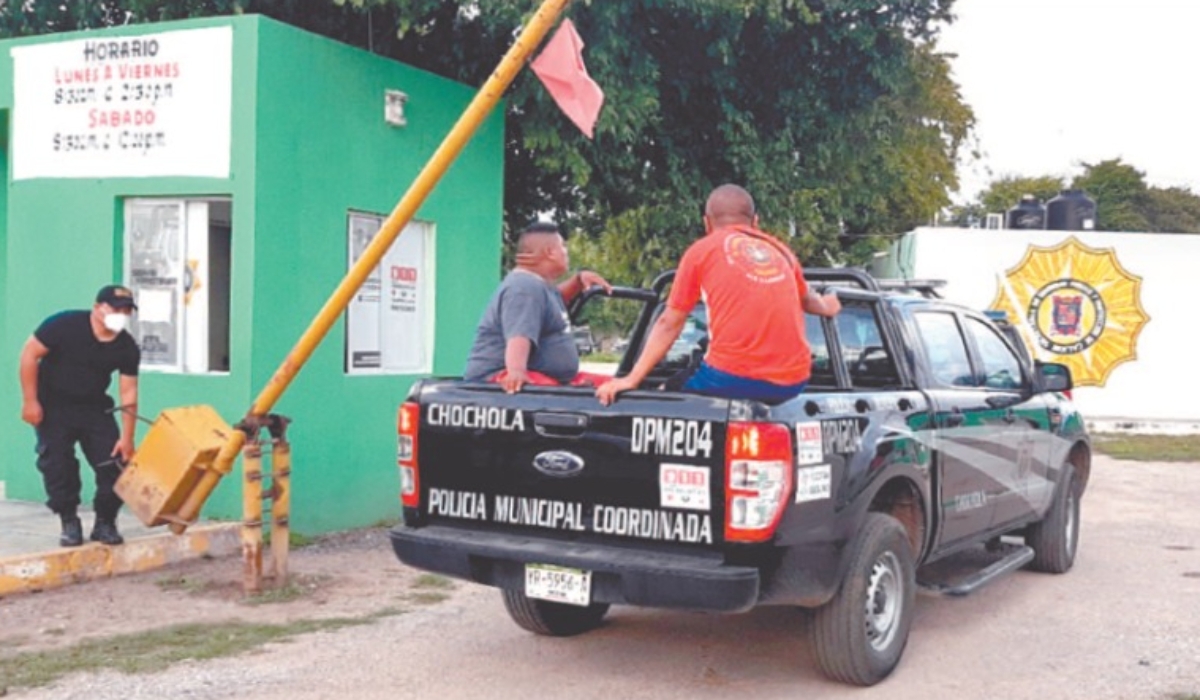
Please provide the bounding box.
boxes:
[1034,361,1073,394]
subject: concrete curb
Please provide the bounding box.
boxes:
[0,523,241,597]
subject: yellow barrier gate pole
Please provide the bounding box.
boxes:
[165,0,575,534]
[242,434,265,592]
[267,417,292,585]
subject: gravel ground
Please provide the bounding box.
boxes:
[2,455,1197,699]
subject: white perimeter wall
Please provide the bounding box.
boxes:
[901,227,1200,423]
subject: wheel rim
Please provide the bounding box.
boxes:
[864,551,904,652]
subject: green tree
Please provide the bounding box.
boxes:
[4,0,973,282]
[1145,187,1200,233]
[978,175,1065,219]
[1071,159,1150,232]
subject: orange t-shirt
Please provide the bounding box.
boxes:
[666,225,811,385]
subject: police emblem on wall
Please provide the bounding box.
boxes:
[989,236,1150,387]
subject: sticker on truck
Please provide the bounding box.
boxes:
[659,464,711,511]
[796,422,824,465]
[795,464,832,503]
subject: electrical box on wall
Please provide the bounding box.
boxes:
[385,89,408,127]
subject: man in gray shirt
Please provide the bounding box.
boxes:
[464,222,612,393]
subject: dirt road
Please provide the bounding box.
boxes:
[2,454,1198,699]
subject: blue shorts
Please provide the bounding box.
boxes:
[683,362,808,402]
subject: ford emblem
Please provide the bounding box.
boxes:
[532,450,585,477]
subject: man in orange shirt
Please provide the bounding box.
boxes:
[597,184,841,405]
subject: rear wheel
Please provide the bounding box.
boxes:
[811,513,916,686]
[501,589,610,637]
[1026,462,1080,573]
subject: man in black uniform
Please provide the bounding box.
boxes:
[18,285,141,547]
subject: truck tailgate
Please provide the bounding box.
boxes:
[409,382,730,547]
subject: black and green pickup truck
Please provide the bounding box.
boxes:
[389,269,1090,686]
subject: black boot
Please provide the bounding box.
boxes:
[59,516,84,548]
[90,517,124,546]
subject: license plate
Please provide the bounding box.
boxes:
[524,564,592,607]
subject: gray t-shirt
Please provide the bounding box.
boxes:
[463,270,580,382]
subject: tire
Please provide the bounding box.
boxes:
[811,513,917,686]
[1026,462,1080,574]
[501,589,610,637]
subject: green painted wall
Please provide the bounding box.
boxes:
[247,18,503,533]
[0,110,7,377]
[0,16,503,533]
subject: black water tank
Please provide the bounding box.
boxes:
[1046,189,1097,231]
[1006,194,1046,229]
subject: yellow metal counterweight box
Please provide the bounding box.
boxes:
[115,405,234,527]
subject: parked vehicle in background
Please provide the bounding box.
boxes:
[572,326,597,356]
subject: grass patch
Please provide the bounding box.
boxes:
[404,574,455,605]
[1092,433,1200,462]
[411,573,455,591]
[261,531,317,549]
[243,574,329,606]
[407,591,451,605]
[0,610,401,691]
[1169,694,1200,700]
[155,575,212,596]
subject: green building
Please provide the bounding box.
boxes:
[0,16,504,533]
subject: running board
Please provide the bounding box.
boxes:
[917,543,1035,597]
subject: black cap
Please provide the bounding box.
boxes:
[96,285,137,310]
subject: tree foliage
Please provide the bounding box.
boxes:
[1069,159,1151,232]
[946,157,1200,233]
[978,175,1065,218]
[3,0,975,281]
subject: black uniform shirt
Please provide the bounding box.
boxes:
[34,310,140,409]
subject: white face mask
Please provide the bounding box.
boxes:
[103,312,130,333]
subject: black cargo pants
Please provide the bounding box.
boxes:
[34,405,123,521]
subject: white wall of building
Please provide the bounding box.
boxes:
[898,227,1200,424]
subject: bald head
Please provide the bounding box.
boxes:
[704,184,757,229]
[514,221,569,280]
[516,221,561,256]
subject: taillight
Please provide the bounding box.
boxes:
[398,402,420,508]
[725,422,793,543]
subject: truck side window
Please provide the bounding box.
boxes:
[913,312,976,387]
[964,318,1024,390]
[805,314,836,387]
[834,302,899,389]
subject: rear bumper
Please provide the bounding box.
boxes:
[390,524,761,613]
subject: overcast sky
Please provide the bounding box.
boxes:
[937,0,1200,204]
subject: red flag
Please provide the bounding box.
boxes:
[530,18,605,139]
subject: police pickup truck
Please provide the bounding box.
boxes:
[389,269,1090,686]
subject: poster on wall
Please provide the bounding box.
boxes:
[345,214,434,375]
[346,213,384,370]
[11,26,233,180]
[126,200,185,369]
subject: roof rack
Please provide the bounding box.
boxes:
[803,268,880,291]
[875,279,947,299]
[649,268,945,299]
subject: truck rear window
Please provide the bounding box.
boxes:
[834,302,900,389]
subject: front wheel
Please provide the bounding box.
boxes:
[1026,462,1080,573]
[811,513,916,686]
[501,589,610,637]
